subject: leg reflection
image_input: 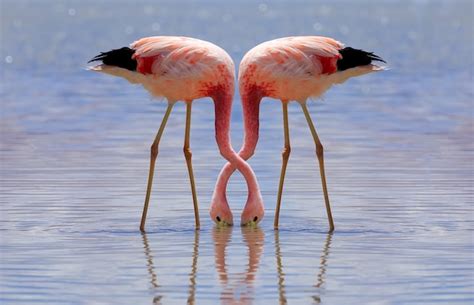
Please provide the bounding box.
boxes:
[312,233,333,304]
[141,232,162,304]
[213,226,264,305]
[187,231,200,305]
[141,231,200,305]
[141,232,159,288]
[315,233,333,288]
[274,232,333,305]
[274,231,287,305]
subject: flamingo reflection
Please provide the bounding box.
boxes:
[213,226,265,305]
[142,229,332,304]
[274,232,333,304]
[141,231,200,305]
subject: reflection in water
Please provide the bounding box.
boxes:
[141,231,200,305]
[213,226,233,284]
[141,232,163,304]
[274,231,287,305]
[315,233,333,289]
[188,231,200,305]
[213,226,265,305]
[274,232,333,305]
[312,233,333,304]
[141,230,332,304]
[141,233,159,289]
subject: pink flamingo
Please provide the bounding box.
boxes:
[88,36,262,231]
[211,36,385,230]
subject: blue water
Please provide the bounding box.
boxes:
[1,1,473,304]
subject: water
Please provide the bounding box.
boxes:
[1,0,473,304]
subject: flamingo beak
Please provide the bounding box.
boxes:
[242,216,260,227]
[216,219,232,227]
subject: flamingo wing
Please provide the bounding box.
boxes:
[131,36,218,78]
[250,36,344,78]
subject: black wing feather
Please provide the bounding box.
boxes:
[88,47,137,71]
[337,47,386,71]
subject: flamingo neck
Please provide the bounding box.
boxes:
[213,87,233,156]
[239,86,263,158]
[212,87,261,197]
[212,86,262,193]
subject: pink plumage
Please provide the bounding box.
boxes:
[92,36,235,102]
[211,36,386,229]
[89,36,263,230]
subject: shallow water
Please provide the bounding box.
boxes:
[1,0,473,304]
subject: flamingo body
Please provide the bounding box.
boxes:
[239,36,382,102]
[91,36,234,102]
[212,36,385,228]
[90,36,262,229]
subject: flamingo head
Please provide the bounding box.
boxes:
[210,194,233,226]
[240,194,264,226]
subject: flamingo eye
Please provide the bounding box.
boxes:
[216,216,221,222]
[253,216,258,222]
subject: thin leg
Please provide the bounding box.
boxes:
[301,103,335,232]
[140,103,174,232]
[274,101,291,229]
[183,102,200,229]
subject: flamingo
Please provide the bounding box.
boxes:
[88,36,263,230]
[211,36,385,230]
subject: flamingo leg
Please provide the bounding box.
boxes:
[300,103,335,232]
[140,103,174,232]
[274,101,291,229]
[183,101,200,229]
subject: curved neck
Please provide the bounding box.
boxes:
[240,86,263,158]
[213,88,233,156]
[213,88,260,196]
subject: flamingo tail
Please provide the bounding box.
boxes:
[88,47,137,71]
[337,47,385,71]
